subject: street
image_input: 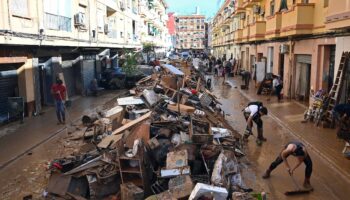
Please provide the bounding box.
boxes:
[211,77,350,200]
[1,76,349,199]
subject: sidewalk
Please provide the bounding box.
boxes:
[234,77,350,180]
[0,90,125,169]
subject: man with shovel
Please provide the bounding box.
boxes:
[262,141,313,190]
[51,78,66,125]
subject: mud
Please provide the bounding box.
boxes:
[1,78,350,199]
[211,77,350,200]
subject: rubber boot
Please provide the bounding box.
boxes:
[303,178,313,190]
[257,128,267,142]
[262,169,271,179]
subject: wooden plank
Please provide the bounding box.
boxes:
[0,56,27,64]
[167,104,195,114]
[98,112,152,148]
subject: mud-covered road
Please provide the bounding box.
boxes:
[212,77,350,200]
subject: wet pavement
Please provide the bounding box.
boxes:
[0,90,125,170]
[212,76,350,199]
[1,77,350,199]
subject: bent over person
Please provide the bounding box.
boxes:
[262,141,313,189]
[243,102,268,144]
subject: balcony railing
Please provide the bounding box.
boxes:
[265,12,282,39]
[280,3,315,37]
[249,21,266,41]
[234,29,243,43]
[242,25,250,42]
[44,12,71,32]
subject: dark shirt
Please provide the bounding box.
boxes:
[333,104,350,116]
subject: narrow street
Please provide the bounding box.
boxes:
[211,76,350,200]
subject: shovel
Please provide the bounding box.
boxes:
[285,174,312,196]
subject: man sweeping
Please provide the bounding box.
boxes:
[51,78,66,125]
[262,141,313,190]
[243,102,268,144]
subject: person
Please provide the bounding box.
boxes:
[89,79,98,96]
[243,102,268,143]
[332,103,350,124]
[51,78,66,125]
[225,59,232,77]
[273,75,283,102]
[262,141,313,189]
[241,70,251,89]
[230,58,236,77]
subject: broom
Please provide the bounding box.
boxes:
[285,174,312,195]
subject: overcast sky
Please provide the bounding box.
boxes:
[166,0,223,19]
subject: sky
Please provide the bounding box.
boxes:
[166,0,224,19]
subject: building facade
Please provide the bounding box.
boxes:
[167,12,177,50]
[0,0,169,121]
[211,0,350,103]
[175,15,206,51]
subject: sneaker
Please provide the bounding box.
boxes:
[262,170,271,179]
[57,122,62,125]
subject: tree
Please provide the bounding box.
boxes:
[122,52,138,76]
[142,42,155,63]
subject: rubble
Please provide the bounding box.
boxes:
[43,60,264,200]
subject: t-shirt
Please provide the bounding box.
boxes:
[244,105,259,117]
[273,78,280,88]
[51,84,66,101]
[334,104,350,116]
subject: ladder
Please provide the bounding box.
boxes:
[326,52,349,122]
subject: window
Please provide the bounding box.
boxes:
[44,0,72,31]
[279,0,288,12]
[269,0,275,16]
[97,9,104,32]
[324,0,329,7]
[11,0,29,17]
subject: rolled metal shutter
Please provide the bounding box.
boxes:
[296,55,312,64]
[0,70,18,121]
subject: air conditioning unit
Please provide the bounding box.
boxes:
[280,44,290,54]
[120,1,125,11]
[104,24,109,34]
[74,12,86,26]
[253,5,261,14]
[240,13,246,19]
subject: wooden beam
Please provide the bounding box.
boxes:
[0,56,27,64]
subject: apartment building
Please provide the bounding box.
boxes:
[175,15,206,52]
[212,0,240,60]
[138,0,169,51]
[167,12,176,50]
[0,0,169,122]
[212,0,350,103]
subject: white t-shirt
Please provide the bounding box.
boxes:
[273,78,280,88]
[244,105,259,117]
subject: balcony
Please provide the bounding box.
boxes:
[242,0,262,8]
[325,0,350,30]
[242,25,250,42]
[265,12,282,39]
[249,21,266,41]
[280,3,315,37]
[234,29,243,43]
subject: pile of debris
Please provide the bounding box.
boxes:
[44,61,264,200]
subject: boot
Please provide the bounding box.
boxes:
[257,128,267,142]
[262,169,271,179]
[303,178,313,190]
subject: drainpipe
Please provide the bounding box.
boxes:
[288,39,295,100]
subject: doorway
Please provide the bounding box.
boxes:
[295,55,312,101]
[267,47,274,73]
[279,53,285,80]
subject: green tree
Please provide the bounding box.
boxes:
[122,52,138,76]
